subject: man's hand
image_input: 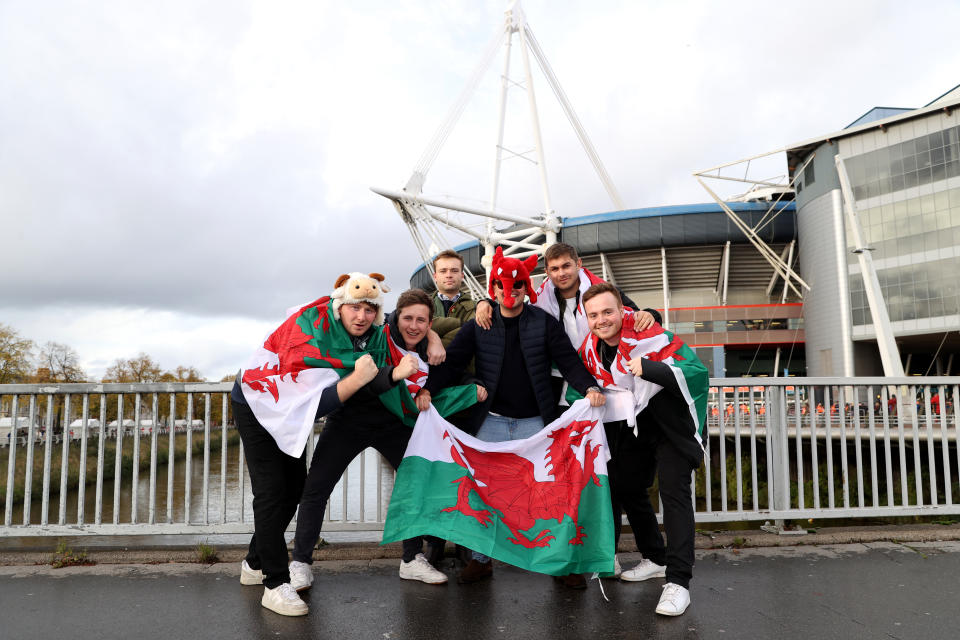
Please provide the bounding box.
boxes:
[392,353,419,381]
[352,354,378,385]
[475,300,493,330]
[627,357,643,377]
[426,330,446,365]
[586,389,606,407]
[476,385,488,402]
[633,310,656,332]
[415,389,432,411]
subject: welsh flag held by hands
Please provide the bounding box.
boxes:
[382,401,614,576]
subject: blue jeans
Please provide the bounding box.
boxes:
[474,413,545,443]
[471,413,545,563]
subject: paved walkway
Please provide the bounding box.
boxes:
[3,538,960,639]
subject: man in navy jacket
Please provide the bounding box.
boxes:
[416,247,604,584]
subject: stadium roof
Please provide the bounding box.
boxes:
[786,84,960,168]
[412,201,796,276]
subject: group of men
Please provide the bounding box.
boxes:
[233,243,707,619]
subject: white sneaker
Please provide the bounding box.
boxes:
[240,560,263,586]
[600,555,622,579]
[655,583,690,616]
[261,583,308,616]
[620,558,666,582]
[289,560,313,592]
[399,553,448,584]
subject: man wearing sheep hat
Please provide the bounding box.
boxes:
[235,272,438,615]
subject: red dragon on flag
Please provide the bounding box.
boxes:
[382,402,615,576]
[441,418,602,548]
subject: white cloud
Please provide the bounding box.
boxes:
[3,305,275,382]
[1,0,959,378]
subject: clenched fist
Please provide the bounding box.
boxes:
[392,353,420,381]
[415,389,432,411]
[627,357,643,377]
[586,389,606,407]
[353,354,378,385]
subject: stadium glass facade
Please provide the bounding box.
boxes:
[790,87,960,376]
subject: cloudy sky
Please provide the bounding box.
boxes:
[2,0,959,381]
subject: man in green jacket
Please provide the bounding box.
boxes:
[425,249,491,569]
[430,249,490,346]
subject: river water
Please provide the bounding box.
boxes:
[7,432,395,527]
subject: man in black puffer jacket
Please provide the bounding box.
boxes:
[416,247,605,584]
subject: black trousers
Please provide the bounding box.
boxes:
[292,416,429,564]
[605,420,697,589]
[234,400,307,589]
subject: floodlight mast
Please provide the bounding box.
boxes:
[372,0,623,293]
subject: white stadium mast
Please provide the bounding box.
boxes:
[371,0,624,296]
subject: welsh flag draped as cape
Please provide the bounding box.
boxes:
[383,401,614,576]
[575,309,709,438]
[240,296,477,457]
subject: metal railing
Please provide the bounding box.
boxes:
[0,382,394,536]
[1,377,959,537]
[701,377,960,525]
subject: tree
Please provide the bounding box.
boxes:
[36,341,87,382]
[0,323,34,384]
[159,365,204,383]
[103,353,163,383]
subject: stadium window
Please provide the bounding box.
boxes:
[804,160,815,186]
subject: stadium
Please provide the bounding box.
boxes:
[407,201,803,379]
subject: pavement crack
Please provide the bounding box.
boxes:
[896,543,928,558]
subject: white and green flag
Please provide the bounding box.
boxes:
[383,400,614,576]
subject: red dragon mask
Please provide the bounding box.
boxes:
[488,246,538,308]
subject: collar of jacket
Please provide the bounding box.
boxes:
[554,286,581,318]
[491,303,528,326]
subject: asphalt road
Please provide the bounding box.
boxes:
[2,542,959,640]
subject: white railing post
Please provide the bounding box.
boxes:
[764,386,789,531]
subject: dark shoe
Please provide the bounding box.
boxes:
[455,544,472,566]
[554,573,587,589]
[458,559,493,584]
